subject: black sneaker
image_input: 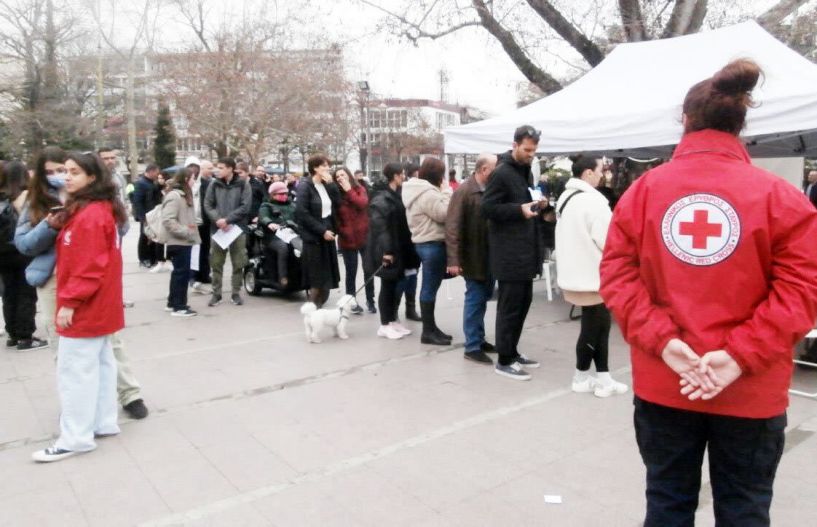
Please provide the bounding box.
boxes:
[17,338,49,351]
[514,354,540,369]
[171,308,198,317]
[350,304,364,315]
[464,350,493,364]
[32,446,76,463]
[123,399,149,419]
[231,293,243,305]
[208,294,222,307]
[495,362,531,381]
[480,341,496,353]
[367,301,377,314]
[6,338,19,347]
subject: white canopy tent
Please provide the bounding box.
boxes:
[444,21,817,158]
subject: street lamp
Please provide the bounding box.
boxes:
[357,80,370,178]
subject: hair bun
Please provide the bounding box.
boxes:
[568,154,582,163]
[712,59,761,96]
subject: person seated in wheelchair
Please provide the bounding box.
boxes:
[258,182,297,287]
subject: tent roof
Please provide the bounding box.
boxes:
[444,21,817,157]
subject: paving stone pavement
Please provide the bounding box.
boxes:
[1,229,816,526]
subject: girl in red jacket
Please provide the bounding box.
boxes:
[601,60,817,525]
[32,153,127,463]
[333,167,374,314]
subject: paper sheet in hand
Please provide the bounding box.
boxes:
[212,225,242,249]
[543,495,563,504]
[529,188,543,201]
[275,227,298,244]
[190,244,200,271]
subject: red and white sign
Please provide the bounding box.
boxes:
[661,194,741,266]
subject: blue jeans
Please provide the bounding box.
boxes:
[464,278,495,352]
[634,397,785,527]
[167,245,192,310]
[414,241,446,303]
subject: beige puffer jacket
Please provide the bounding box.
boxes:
[401,178,452,243]
[161,189,201,246]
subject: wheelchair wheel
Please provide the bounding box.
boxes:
[244,267,263,296]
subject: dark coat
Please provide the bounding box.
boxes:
[132,176,162,222]
[445,176,490,281]
[481,151,541,281]
[294,178,341,244]
[248,176,267,220]
[336,185,369,250]
[808,183,817,209]
[199,176,211,228]
[364,185,417,281]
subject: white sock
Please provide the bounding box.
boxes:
[596,372,613,385]
[574,369,591,382]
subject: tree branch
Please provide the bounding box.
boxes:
[524,0,604,66]
[469,0,562,93]
[618,0,648,41]
[758,0,810,28]
[358,0,481,44]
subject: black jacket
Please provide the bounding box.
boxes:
[294,178,341,244]
[132,176,162,222]
[248,176,267,220]
[365,184,418,280]
[481,151,540,281]
[198,176,211,227]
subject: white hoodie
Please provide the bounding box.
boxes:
[555,177,612,292]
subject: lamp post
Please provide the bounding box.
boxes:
[357,80,370,178]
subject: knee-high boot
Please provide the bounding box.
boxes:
[420,301,451,345]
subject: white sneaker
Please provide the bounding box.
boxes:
[571,376,597,393]
[190,281,206,294]
[149,264,162,273]
[377,325,404,340]
[389,322,411,335]
[594,378,629,398]
[161,261,173,272]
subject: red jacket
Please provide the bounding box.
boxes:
[56,201,124,338]
[336,185,369,250]
[601,130,817,418]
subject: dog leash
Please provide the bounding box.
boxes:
[339,262,386,308]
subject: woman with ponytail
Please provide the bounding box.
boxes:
[601,59,817,525]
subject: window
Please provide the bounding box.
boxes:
[401,110,408,127]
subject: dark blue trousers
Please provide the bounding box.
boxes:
[634,397,785,527]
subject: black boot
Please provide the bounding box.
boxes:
[405,298,422,321]
[420,301,451,345]
[426,300,452,340]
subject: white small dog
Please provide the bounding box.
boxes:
[300,294,356,343]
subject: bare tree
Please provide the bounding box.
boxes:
[360,0,812,95]
[0,0,91,158]
[86,0,161,178]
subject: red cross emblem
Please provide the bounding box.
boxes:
[679,209,722,250]
[661,194,741,267]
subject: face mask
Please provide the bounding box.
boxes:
[273,194,288,203]
[46,174,67,188]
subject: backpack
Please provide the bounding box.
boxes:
[143,203,168,244]
[0,199,19,256]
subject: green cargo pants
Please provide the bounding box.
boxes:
[210,232,248,295]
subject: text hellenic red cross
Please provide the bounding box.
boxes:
[679,209,722,249]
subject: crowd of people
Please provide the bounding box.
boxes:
[1,58,817,527]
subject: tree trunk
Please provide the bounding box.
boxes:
[525,0,604,66]
[126,57,138,181]
[662,0,702,38]
[685,0,708,35]
[618,0,648,41]
[472,0,562,94]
